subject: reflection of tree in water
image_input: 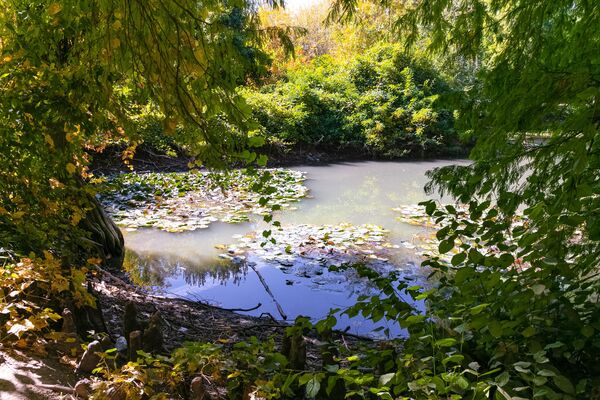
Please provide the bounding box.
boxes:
[123,250,249,289]
[181,262,248,287]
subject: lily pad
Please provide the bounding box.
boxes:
[96,169,308,232]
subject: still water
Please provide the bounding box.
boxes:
[123,160,467,336]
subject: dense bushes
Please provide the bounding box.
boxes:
[243,44,466,158]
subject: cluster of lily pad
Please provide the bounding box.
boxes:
[217,223,399,288]
[96,169,308,232]
[394,204,475,264]
[394,204,527,267]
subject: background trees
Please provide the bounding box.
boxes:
[243,43,463,157]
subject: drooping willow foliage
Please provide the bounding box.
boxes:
[0,0,294,259]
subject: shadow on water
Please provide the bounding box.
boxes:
[124,244,428,338]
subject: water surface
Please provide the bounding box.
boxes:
[124,160,466,336]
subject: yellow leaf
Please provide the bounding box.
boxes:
[71,211,82,226]
[48,3,62,15]
[45,331,66,341]
[7,319,35,338]
[110,38,121,48]
[51,276,69,293]
[194,48,206,64]
[29,316,49,330]
[66,163,76,174]
[227,371,241,379]
[49,178,64,189]
[87,257,102,266]
[44,134,54,148]
[112,20,122,30]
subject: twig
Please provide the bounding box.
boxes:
[37,384,75,395]
[258,312,283,323]
[247,262,288,320]
[340,331,374,341]
[219,303,262,312]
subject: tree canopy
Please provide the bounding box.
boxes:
[0,0,293,259]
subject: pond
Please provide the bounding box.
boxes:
[120,160,467,337]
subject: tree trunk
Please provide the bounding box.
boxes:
[73,192,125,338]
[80,194,125,271]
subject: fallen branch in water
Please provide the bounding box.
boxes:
[220,303,262,312]
[247,262,288,320]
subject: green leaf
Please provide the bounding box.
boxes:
[248,135,265,147]
[470,303,489,315]
[257,154,268,167]
[435,338,457,347]
[451,252,466,266]
[532,376,547,386]
[420,200,436,215]
[326,376,339,396]
[454,375,469,390]
[496,371,510,386]
[298,373,312,385]
[514,361,531,373]
[553,375,575,394]
[498,253,515,268]
[531,284,546,296]
[522,326,536,337]
[455,267,474,283]
[581,325,594,338]
[306,377,321,398]
[488,321,503,338]
[378,372,395,386]
[438,240,454,254]
[442,354,464,366]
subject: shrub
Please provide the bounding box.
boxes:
[242,43,464,158]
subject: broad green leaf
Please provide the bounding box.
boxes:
[306,377,321,398]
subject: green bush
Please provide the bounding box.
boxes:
[243,44,464,158]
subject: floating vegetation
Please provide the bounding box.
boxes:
[393,204,441,228]
[394,204,528,267]
[96,169,308,232]
[394,204,472,264]
[217,223,400,289]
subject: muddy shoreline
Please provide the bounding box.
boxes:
[88,143,470,175]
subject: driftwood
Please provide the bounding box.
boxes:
[246,262,287,320]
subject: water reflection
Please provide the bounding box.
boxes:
[122,160,467,336]
[124,250,250,291]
